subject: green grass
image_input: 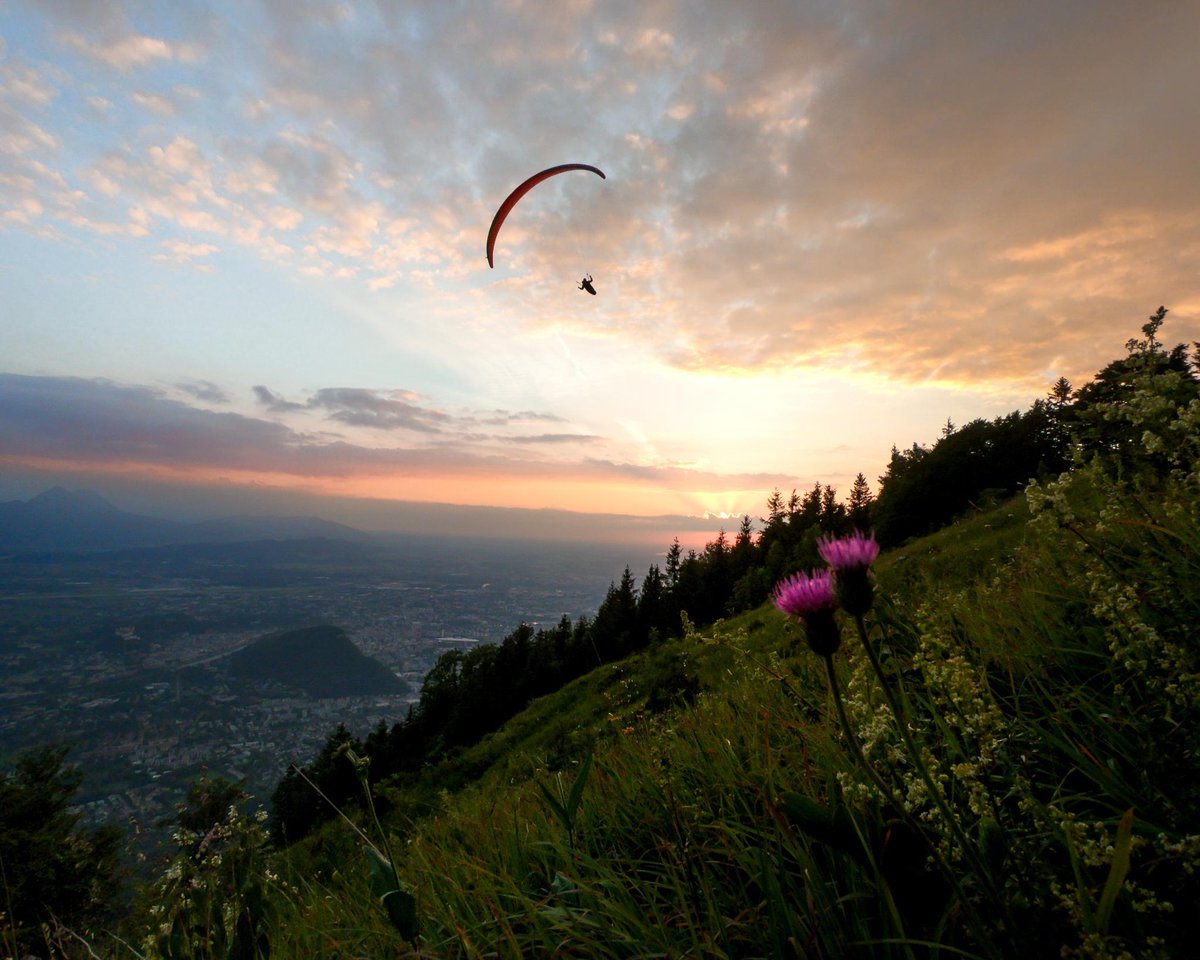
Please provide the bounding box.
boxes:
[873,492,1031,601]
[111,461,1200,959]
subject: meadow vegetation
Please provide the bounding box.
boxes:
[4,307,1199,958]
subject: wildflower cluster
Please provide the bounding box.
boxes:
[771,530,881,654]
[140,793,277,960]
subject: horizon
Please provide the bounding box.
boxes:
[2,2,1198,537]
[0,480,730,553]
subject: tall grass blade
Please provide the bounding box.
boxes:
[1095,808,1134,935]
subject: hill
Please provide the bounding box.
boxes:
[7,309,1199,958]
[263,456,1200,957]
[224,624,410,698]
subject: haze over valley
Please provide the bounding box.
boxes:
[0,488,658,855]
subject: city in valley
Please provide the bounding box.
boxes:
[0,530,655,859]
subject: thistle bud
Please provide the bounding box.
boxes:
[772,570,843,656]
[817,531,880,617]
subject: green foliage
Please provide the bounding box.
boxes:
[340,746,419,945]
[139,780,274,960]
[17,304,1200,958]
[177,774,249,837]
[0,744,123,958]
[363,844,417,942]
[872,403,1070,546]
[270,724,361,845]
[1069,305,1200,475]
[535,753,593,851]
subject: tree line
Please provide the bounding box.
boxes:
[5,310,1196,956]
[270,308,1199,842]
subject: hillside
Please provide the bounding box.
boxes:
[224,624,410,698]
[6,313,1199,958]
[262,444,1199,958]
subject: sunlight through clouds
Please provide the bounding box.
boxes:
[1,0,1198,532]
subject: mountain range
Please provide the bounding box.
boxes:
[0,487,370,553]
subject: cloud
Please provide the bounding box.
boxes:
[130,90,175,116]
[2,0,1197,403]
[253,385,305,413]
[56,31,203,72]
[481,1,1200,389]
[475,410,568,427]
[176,379,229,404]
[0,374,797,500]
[251,385,588,443]
[306,387,450,433]
[153,238,220,263]
[501,433,602,445]
[0,375,295,472]
[1,62,56,105]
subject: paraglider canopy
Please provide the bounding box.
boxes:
[486,163,606,268]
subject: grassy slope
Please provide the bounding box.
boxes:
[161,473,1198,958]
[372,494,1034,815]
[266,495,1044,954]
[118,341,1200,958]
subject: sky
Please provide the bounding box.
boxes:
[1,0,1198,547]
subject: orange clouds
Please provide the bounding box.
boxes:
[3,0,1199,542]
[0,374,797,527]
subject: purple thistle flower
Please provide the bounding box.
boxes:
[817,531,880,572]
[772,570,841,656]
[818,531,880,616]
[772,570,837,617]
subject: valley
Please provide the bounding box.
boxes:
[0,532,656,860]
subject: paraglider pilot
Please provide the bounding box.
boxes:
[578,274,596,295]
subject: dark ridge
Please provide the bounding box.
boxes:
[224,624,410,699]
[0,487,368,554]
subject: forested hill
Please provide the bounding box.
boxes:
[272,307,1200,846]
[7,307,1200,958]
[225,624,409,699]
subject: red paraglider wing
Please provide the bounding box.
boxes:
[486,163,606,268]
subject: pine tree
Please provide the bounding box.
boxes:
[764,489,784,525]
[0,745,123,951]
[732,514,756,578]
[637,563,669,641]
[665,538,682,589]
[848,473,873,531]
[593,567,639,659]
[820,484,846,532]
[1048,376,1073,407]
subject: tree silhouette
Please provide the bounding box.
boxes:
[848,473,873,531]
[0,745,123,954]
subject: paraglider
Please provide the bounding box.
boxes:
[578,274,596,295]
[486,163,606,270]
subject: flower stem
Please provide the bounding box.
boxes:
[822,653,894,805]
[851,612,1005,910]
[823,650,1001,958]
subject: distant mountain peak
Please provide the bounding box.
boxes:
[28,487,118,511]
[0,487,370,554]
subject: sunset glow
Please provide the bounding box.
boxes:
[2,1,1198,543]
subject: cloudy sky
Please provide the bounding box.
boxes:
[2,0,1197,544]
